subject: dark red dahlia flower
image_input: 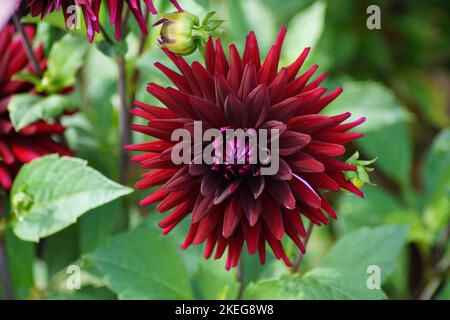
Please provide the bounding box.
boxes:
[0,25,71,191]
[24,0,101,42]
[128,27,365,269]
[24,0,183,42]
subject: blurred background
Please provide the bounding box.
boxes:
[2,0,449,300]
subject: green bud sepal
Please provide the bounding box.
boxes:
[344,151,377,189]
[157,11,224,56]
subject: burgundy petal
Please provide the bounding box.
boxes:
[290,174,322,209]
[223,196,243,238]
[267,179,297,210]
[249,175,265,199]
[261,195,284,240]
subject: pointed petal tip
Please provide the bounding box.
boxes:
[139,200,149,207]
[249,219,258,228]
[342,111,352,118]
[282,254,292,267]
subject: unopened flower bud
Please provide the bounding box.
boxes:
[158,12,199,55]
[157,11,224,56]
[344,151,377,188]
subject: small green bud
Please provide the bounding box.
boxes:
[157,11,224,56]
[12,190,34,222]
[159,12,199,55]
[344,151,377,189]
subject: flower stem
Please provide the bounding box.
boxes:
[237,258,245,300]
[12,13,42,77]
[98,24,130,184]
[418,223,450,299]
[0,235,13,300]
[291,222,314,273]
[117,9,131,185]
[418,253,450,299]
[117,56,130,185]
[130,11,149,95]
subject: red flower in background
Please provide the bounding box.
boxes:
[0,25,71,192]
[128,27,365,269]
[24,0,183,42]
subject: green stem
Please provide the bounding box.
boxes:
[0,234,13,300]
[12,13,42,77]
[115,9,131,185]
[291,222,314,273]
[98,23,130,185]
[418,224,450,299]
[117,56,130,185]
[401,181,416,208]
[418,253,450,300]
[237,258,245,300]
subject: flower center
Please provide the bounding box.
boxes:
[209,130,264,180]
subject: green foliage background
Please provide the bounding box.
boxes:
[0,0,449,300]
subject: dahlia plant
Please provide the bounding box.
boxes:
[24,0,183,42]
[128,26,365,269]
[0,0,439,304]
[0,24,71,193]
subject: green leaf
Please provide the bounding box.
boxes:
[10,155,132,242]
[95,40,128,59]
[320,225,409,282]
[243,268,386,300]
[11,71,41,87]
[323,81,413,184]
[43,225,79,277]
[422,129,450,202]
[4,229,35,299]
[324,81,412,133]
[357,122,413,186]
[193,260,239,300]
[78,200,121,254]
[64,46,119,175]
[228,0,277,53]
[283,1,326,64]
[261,0,316,20]
[34,22,62,55]
[244,225,408,300]
[336,188,402,233]
[227,0,251,49]
[139,214,204,277]
[87,225,193,299]
[46,285,116,300]
[45,33,88,90]
[8,93,78,131]
[421,129,450,233]
[436,280,450,300]
[393,71,450,128]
